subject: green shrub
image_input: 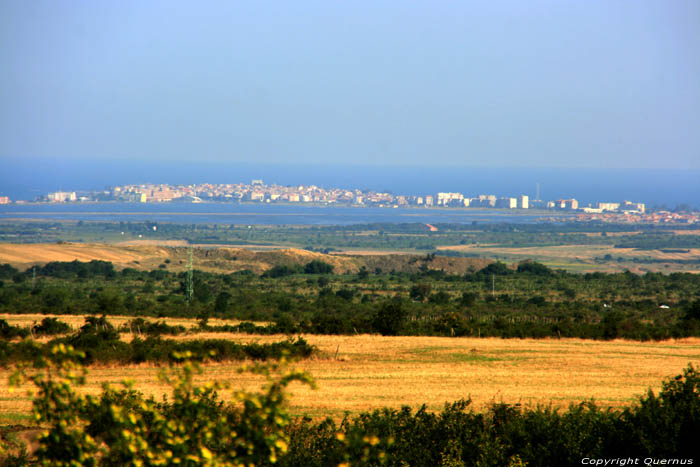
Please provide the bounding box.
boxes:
[0,320,29,339]
[32,317,71,336]
[303,260,334,275]
[123,318,186,336]
[373,300,407,336]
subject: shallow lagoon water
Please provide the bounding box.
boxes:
[0,202,567,225]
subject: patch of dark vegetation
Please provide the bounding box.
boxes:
[615,235,700,250]
[122,317,186,336]
[0,317,314,366]
[0,320,29,339]
[32,317,71,336]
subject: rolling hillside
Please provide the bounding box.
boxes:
[0,242,492,275]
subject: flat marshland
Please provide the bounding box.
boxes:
[1,325,699,422]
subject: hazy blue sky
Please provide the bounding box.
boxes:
[2,0,699,170]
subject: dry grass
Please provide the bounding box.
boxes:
[438,244,700,273]
[0,242,364,274]
[1,332,698,422]
[0,242,164,270]
[0,313,263,332]
[0,242,492,275]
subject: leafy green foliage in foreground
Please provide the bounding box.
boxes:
[284,362,700,466]
[2,347,700,466]
[3,345,316,466]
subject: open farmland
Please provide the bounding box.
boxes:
[438,243,700,273]
[1,320,698,422]
[3,219,700,273]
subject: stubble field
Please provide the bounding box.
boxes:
[1,319,699,423]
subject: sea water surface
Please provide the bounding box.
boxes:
[0,202,565,226]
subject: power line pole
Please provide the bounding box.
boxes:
[186,247,194,304]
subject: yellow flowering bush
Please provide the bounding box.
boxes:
[5,344,314,466]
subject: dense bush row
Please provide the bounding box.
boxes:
[2,346,699,466]
[283,365,700,465]
[0,316,313,366]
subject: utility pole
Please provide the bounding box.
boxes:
[186,247,194,304]
[492,274,495,296]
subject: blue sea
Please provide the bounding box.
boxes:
[1,159,698,210]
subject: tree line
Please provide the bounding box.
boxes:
[1,260,700,341]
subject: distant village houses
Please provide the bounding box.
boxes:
[32,179,692,224]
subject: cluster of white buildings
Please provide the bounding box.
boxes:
[103,182,536,210]
[46,191,77,202]
[423,193,530,209]
[580,200,646,214]
[41,182,644,216]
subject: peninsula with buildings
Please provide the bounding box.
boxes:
[2,179,697,224]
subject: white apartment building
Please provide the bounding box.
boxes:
[48,191,77,202]
[519,195,529,209]
[598,203,620,212]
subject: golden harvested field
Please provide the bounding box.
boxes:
[1,329,699,422]
[0,242,174,271]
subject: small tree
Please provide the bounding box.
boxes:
[214,291,231,314]
[409,284,431,302]
[304,260,334,275]
[373,300,408,336]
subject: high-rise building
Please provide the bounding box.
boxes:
[556,199,579,210]
[496,197,517,209]
[519,195,529,209]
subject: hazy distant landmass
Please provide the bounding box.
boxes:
[1,159,699,208]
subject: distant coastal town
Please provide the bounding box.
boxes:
[0,179,697,224]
